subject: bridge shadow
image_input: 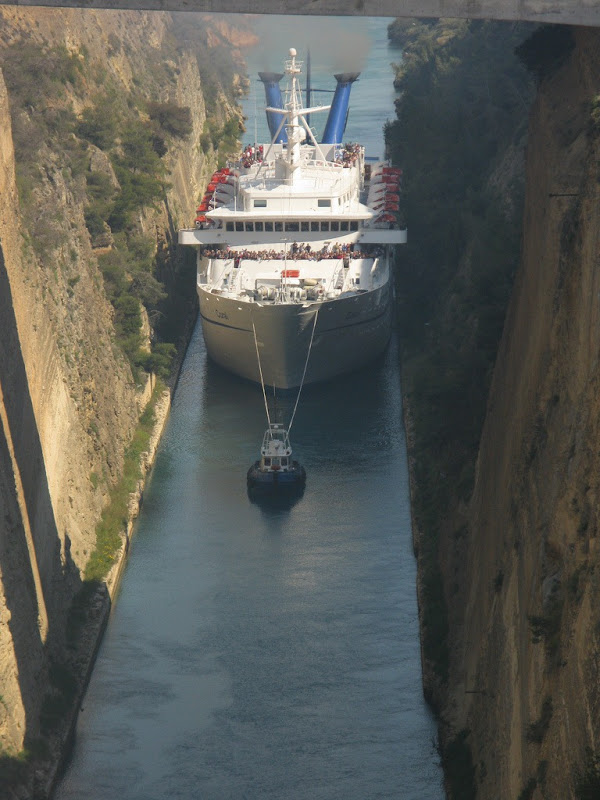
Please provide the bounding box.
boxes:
[0,244,82,761]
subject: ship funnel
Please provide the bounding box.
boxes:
[258,72,288,144]
[321,72,360,145]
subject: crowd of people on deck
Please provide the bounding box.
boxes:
[335,143,361,168]
[238,144,264,168]
[235,142,361,170]
[202,243,382,262]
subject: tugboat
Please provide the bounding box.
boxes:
[247,423,306,492]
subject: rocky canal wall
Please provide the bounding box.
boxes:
[0,9,251,797]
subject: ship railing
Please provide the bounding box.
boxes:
[246,173,347,194]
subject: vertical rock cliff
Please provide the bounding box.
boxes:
[446,26,600,799]
[0,8,249,794]
[0,63,48,762]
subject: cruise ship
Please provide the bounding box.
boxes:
[179,48,407,390]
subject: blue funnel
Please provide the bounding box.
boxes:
[258,72,287,144]
[321,72,360,145]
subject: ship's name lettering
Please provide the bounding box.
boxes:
[216,310,229,320]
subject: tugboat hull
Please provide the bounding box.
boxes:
[247,461,306,490]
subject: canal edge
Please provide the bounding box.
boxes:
[46,380,175,798]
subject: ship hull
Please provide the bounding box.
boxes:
[198,282,392,389]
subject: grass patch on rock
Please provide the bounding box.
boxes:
[84,386,160,583]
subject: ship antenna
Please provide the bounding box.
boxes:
[253,79,258,148]
[306,48,311,132]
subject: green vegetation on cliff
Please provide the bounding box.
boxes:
[0,21,242,383]
[0,15,246,794]
[84,384,160,583]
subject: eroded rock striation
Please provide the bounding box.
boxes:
[444,26,600,799]
[0,8,249,795]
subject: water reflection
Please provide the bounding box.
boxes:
[247,484,306,513]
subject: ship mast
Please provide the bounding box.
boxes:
[284,48,304,173]
[262,47,331,183]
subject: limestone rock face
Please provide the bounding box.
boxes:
[0,65,43,759]
[0,6,245,766]
[445,27,600,798]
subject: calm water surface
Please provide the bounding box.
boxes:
[55,326,442,800]
[55,18,443,799]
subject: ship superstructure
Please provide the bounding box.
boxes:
[179,48,406,389]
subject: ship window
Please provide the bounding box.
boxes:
[350,221,358,231]
[341,221,349,231]
[255,222,264,232]
[254,199,267,207]
[301,221,309,232]
[281,457,288,466]
[245,223,254,232]
[331,221,339,232]
[285,221,299,232]
[275,221,283,232]
[272,457,280,466]
[265,222,274,232]
[318,199,331,208]
[311,221,319,232]
[320,222,329,232]
[235,222,243,232]
[264,457,271,466]
[226,222,234,232]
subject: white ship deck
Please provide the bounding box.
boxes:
[199,253,386,304]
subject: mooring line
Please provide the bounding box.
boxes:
[252,319,272,430]
[288,307,319,435]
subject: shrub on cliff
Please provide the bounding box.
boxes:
[147,100,193,140]
[515,25,575,83]
[78,98,120,149]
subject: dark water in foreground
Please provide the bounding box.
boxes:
[55,323,443,799]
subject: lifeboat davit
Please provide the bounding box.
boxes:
[375,212,396,224]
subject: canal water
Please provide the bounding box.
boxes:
[55,16,443,800]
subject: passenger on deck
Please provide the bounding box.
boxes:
[202,245,375,262]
